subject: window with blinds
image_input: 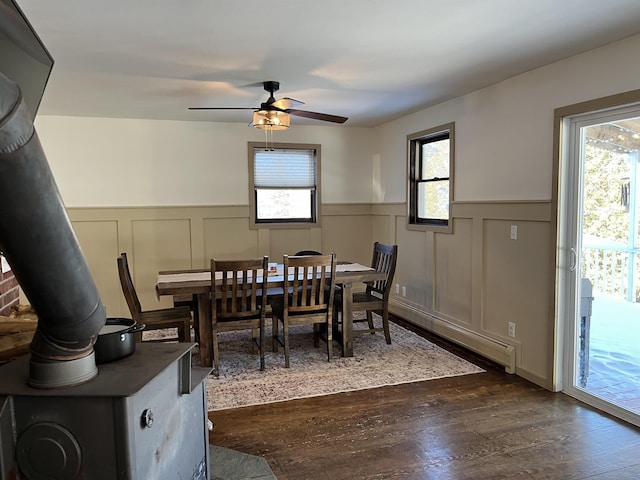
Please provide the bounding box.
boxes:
[249,143,320,226]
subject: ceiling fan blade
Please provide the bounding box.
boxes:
[288,109,348,124]
[188,107,257,110]
[271,97,305,110]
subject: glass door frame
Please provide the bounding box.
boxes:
[555,99,640,428]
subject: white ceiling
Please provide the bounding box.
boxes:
[17,0,640,128]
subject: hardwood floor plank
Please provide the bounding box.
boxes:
[208,320,640,480]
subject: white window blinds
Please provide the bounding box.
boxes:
[254,148,316,188]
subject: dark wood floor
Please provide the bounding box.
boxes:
[208,319,640,479]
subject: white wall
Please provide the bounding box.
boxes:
[33,117,375,207]
[35,33,640,208]
[367,32,640,386]
[374,32,640,203]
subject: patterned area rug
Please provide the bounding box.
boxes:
[198,319,484,411]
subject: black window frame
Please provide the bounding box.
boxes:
[407,123,454,233]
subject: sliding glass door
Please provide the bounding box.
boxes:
[559,104,640,427]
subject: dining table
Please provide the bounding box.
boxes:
[155,262,386,368]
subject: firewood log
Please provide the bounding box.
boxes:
[0,320,38,334]
[0,331,33,362]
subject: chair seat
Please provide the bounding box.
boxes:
[118,253,192,344]
[138,306,192,342]
[271,296,329,324]
[332,242,397,347]
[139,305,192,322]
[336,290,384,312]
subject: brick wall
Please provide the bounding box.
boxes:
[0,263,19,316]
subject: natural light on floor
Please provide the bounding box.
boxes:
[582,292,640,413]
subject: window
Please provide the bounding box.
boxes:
[407,123,454,233]
[249,142,320,227]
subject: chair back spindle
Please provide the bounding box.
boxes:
[367,242,398,300]
[210,257,269,375]
[271,253,337,367]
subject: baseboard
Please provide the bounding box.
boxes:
[390,300,516,374]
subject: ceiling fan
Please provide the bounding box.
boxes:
[189,81,348,129]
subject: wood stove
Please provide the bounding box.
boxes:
[0,16,213,477]
[0,343,211,479]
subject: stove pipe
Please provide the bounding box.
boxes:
[0,73,106,388]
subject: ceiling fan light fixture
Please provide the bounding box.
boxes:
[253,110,290,130]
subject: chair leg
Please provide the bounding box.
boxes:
[366,311,375,332]
[186,318,193,342]
[251,327,258,354]
[179,322,189,342]
[326,318,332,362]
[382,308,391,344]
[212,331,220,376]
[272,316,279,353]
[313,324,320,348]
[259,317,265,371]
[192,295,199,342]
[283,320,290,368]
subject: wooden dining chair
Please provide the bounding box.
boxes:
[211,257,269,376]
[117,253,192,343]
[294,250,323,256]
[334,242,398,345]
[271,253,337,368]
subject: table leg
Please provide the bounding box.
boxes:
[341,282,354,357]
[197,292,212,367]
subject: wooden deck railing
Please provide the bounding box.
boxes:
[582,244,640,302]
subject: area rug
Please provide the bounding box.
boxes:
[200,319,484,411]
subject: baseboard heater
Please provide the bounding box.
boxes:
[390,300,516,374]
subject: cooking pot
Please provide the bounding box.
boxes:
[94,318,145,364]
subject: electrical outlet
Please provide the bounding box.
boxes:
[510,225,518,240]
[508,322,516,338]
[395,283,400,294]
[402,286,407,297]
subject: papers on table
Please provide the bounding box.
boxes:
[156,271,211,284]
[336,263,374,272]
[157,263,373,286]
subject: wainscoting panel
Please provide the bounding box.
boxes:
[434,217,473,326]
[321,212,375,265]
[395,215,432,310]
[203,217,259,263]
[132,218,193,310]
[371,214,395,249]
[59,201,554,389]
[268,228,318,260]
[71,220,122,316]
[389,201,553,388]
[483,218,552,380]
